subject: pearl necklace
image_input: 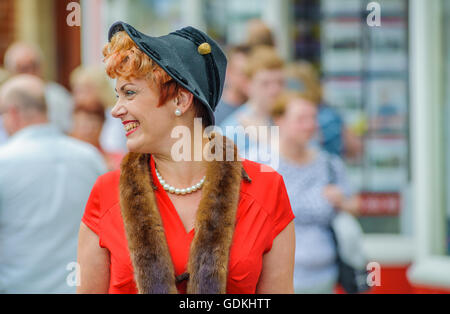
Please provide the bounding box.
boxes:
[155,168,205,195]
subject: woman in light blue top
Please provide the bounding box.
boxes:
[271,92,360,293]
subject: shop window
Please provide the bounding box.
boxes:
[203,0,266,44]
[291,0,410,234]
[104,0,183,37]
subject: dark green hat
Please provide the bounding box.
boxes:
[108,21,227,126]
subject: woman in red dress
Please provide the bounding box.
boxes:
[76,21,295,294]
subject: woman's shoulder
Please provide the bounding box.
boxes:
[316,150,346,172]
[91,169,121,207]
[96,169,121,187]
[239,159,295,241]
[82,169,121,235]
[240,158,287,211]
[241,158,283,182]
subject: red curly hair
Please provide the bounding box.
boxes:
[103,31,209,124]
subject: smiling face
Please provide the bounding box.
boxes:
[112,76,177,153]
[103,30,193,154]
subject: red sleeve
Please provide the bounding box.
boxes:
[266,175,295,252]
[81,177,102,235]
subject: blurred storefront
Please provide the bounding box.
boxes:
[406,0,450,294]
[0,0,15,64]
[0,0,81,88]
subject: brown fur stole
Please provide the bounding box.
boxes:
[119,134,250,294]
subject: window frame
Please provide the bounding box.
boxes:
[406,0,450,289]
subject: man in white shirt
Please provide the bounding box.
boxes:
[0,75,107,293]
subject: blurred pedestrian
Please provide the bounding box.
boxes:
[284,61,363,159]
[0,68,11,145]
[4,42,74,133]
[271,91,359,294]
[0,74,107,293]
[70,65,126,169]
[70,103,106,156]
[214,44,250,125]
[220,46,284,159]
[0,68,9,86]
[246,19,276,48]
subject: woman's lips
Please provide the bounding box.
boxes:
[123,120,140,137]
[126,126,140,137]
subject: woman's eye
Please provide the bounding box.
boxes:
[125,90,136,96]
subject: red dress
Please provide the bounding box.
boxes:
[82,155,295,294]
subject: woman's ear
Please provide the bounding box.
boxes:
[176,88,194,114]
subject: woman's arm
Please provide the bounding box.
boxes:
[76,222,110,293]
[323,185,360,215]
[323,153,361,216]
[256,221,295,294]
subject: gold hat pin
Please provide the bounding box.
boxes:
[198,42,211,55]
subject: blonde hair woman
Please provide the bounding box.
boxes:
[70,65,124,169]
[272,91,359,294]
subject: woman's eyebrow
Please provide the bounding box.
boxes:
[115,83,134,92]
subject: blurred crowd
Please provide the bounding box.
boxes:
[0,19,363,294]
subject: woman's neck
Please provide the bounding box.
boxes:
[279,136,315,166]
[152,133,210,188]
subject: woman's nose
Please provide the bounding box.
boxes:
[111,100,127,119]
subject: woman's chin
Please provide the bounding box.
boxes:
[126,137,143,153]
[294,138,309,149]
[126,137,154,154]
